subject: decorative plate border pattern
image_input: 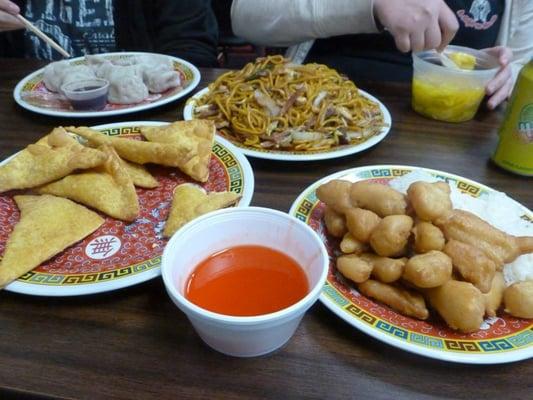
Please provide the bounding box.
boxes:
[289,165,533,363]
[183,87,392,161]
[3,121,254,296]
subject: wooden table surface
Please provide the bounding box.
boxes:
[0,58,531,400]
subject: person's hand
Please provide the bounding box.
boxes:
[0,0,23,32]
[484,46,513,110]
[373,0,459,53]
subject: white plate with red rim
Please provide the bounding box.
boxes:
[289,164,533,364]
[13,52,201,118]
[183,87,392,161]
[0,121,254,296]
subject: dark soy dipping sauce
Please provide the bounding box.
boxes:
[70,94,107,111]
[73,86,101,92]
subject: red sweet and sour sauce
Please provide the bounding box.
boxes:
[185,245,309,316]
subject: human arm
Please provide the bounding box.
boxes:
[231,0,378,47]
[0,0,23,32]
[231,0,458,52]
[152,0,218,67]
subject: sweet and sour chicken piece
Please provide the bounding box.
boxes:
[358,280,429,320]
[350,182,408,217]
[407,181,452,222]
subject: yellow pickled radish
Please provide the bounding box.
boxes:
[448,52,476,70]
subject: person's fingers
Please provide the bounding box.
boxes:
[437,5,459,51]
[487,79,514,110]
[486,66,512,95]
[484,46,513,66]
[410,31,425,53]
[0,11,23,31]
[424,22,442,50]
[0,0,20,14]
[394,31,411,53]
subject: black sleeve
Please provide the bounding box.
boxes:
[152,0,219,67]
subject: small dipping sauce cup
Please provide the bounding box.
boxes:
[61,78,109,111]
[412,45,498,122]
[161,207,329,357]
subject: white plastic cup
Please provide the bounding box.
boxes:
[412,45,499,122]
[161,207,329,357]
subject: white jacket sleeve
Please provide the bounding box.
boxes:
[231,0,379,47]
[497,0,533,81]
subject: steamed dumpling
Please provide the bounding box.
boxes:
[60,65,96,88]
[143,65,182,93]
[42,60,71,92]
[108,75,149,104]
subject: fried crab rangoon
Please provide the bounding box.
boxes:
[37,145,140,222]
[0,128,106,193]
[358,280,429,320]
[140,120,215,182]
[163,184,240,237]
[0,195,104,288]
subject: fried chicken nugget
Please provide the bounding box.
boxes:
[323,205,347,238]
[412,221,445,253]
[426,280,485,333]
[369,215,413,257]
[443,239,496,293]
[336,254,373,283]
[358,280,429,320]
[360,253,406,283]
[316,180,353,213]
[504,281,533,319]
[339,233,369,255]
[350,182,407,217]
[345,207,381,243]
[407,181,452,222]
[403,251,452,288]
[483,272,505,317]
[435,209,533,265]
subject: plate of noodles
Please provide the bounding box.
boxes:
[183,56,391,161]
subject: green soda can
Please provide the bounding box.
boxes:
[492,59,533,176]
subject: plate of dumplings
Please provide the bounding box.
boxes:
[13,52,201,118]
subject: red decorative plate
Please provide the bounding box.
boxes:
[0,121,254,296]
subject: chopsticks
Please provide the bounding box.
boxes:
[16,14,70,58]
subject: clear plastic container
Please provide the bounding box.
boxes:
[61,78,109,111]
[412,45,499,122]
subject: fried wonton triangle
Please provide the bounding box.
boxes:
[164,183,240,237]
[0,195,104,288]
[0,128,106,193]
[120,159,159,189]
[37,145,140,221]
[140,120,215,182]
[66,126,204,180]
